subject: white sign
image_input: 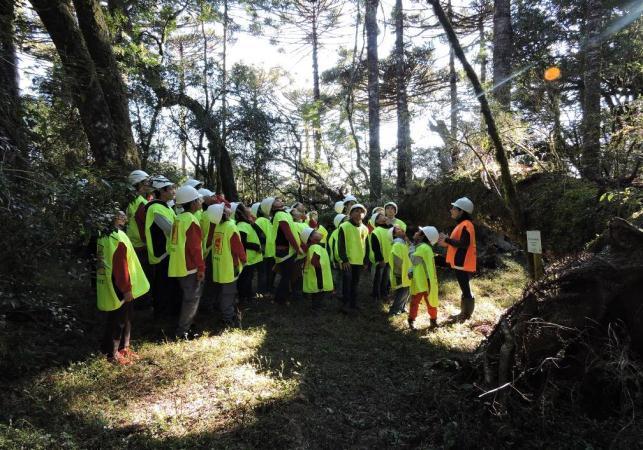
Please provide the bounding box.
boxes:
[526,230,542,254]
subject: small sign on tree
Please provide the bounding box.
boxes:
[526,230,544,279]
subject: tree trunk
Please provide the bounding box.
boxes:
[492,0,512,109]
[30,0,124,169]
[366,0,382,202]
[394,0,412,190]
[428,0,525,236]
[219,0,229,194]
[72,0,139,167]
[580,0,602,180]
[312,11,323,164]
[447,0,458,170]
[178,40,187,176]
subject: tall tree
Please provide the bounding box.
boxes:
[492,0,512,108]
[366,0,382,201]
[394,0,412,189]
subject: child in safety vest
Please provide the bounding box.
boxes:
[254,200,275,298]
[168,186,205,339]
[367,206,384,233]
[206,203,247,327]
[300,227,334,312]
[144,175,179,318]
[234,202,265,303]
[126,170,153,310]
[195,188,218,312]
[290,207,308,301]
[437,197,477,321]
[408,226,440,330]
[369,211,392,301]
[384,201,407,232]
[327,213,346,301]
[337,204,369,312]
[388,225,411,315]
[96,210,150,365]
[308,211,328,249]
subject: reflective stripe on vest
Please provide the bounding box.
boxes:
[445,220,477,272]
[339,221,368,265]
[388,241,411,290]
[96,230,150,312]
[410,243,439,306]
[255,217,275,258]
[167,212,200,277]
[145,202,176,265]
[126,195,147,248]
[369,226,392,263]
[212,220,243,283]
[237,221,264,266]
[303,244,334,294]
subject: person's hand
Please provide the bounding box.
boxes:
[197,271,205,282]
[123,291,134,303]
[407,270,414,279]
[378,261,386,268]
[296,246,304,256]
[342,262,351,271]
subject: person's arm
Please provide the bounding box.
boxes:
[230,232,247,265]
[445,227,470,249]
[135,203,146,242]
[240,229,262,253]
[153,213,173,236]
[279,221,301,253]
[112,242,132,301]
[338,227,348,263]
[371,233,383,263]
[251,223,266,247]
[186,223,205,279]
[393,254,404,285]
[311,252,324,290]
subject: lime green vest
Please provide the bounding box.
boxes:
[198,208,213,256]
[388,241,411,290]
[394,218,407,232]
[126,195,147,248]
[96,230,150,312]
[167,212,200,277]
[212,220,243,283]
[294,222,307,260]
[237,221,264,266]
[327,229,339,263]
[145,202,176,265]
[318,224,328,244]
[410,243,439,306]
[339,221,369,265]
[255,217,274,258]
[272,210,300,263]
[368,226,393,263]
[303,244,334,294]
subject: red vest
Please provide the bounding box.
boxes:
[446,220,476,272]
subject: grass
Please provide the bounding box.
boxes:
[1,256,639,448]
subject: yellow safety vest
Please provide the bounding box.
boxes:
[388,240,411,290]
[145,201,176,265]
[368,226,392,263]
[410,243,439,307]
[211,220,243,283]
[393,218,407,232]
[327,229,339,264]
[317,224,328,244]
[255,216,274,258]
[126,195,147,248]
[272,210,300,263]
[303,244,334,294]
[96,230,150,312]
[197,208,213,256]
[294,222,307,260]
[168,212,201,277]
[237,221,264,266]
[339,221,369,265]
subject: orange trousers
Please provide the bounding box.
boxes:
[409,291,437,320]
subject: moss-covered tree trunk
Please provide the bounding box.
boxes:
[394,0,412,190]
[366,0,382,202]
[492,0,512,109]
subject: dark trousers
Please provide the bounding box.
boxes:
[238,264,257,300]
[258,257,275,295]
[372,264,390,299]
[176,273,204,336]
[389,287,409,314]
[101,302,132,358]
[342,264,362,308]
[310,292,325,310]
[275,257,295,303]
[152,257,181,318]
[214,281,238,323]
[455,270,473,299]
[134,247,153,310]
[201,256,216,311]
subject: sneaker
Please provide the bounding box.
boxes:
[427,319,438,331]
[119,347,140,361]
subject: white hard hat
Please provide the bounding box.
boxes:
[250,202,261,217]
[343,194,357,203]
[384,201,398,213]
[183,178,203,189]
[333,213,346,228]
[451,197,474,214]
[230,202,240,215]
[349,203,367,215]
[198,188,214,198]
[175,185,201,205]
[300,227,315,244]
[420,226,439,245]
[150,175,173,190]
[260,197,275,217]
[334,201,345,214]
[128,170,149,186]
[206,203,225,224]
[370,211,383,225]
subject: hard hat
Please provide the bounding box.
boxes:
[372,206,384,215]
[250,202,261,217]
[183,178,203,189]
[198,188,214,198]
[349,203,367,215]
[260,197,275,217]
[175,185,200,205]
[451,197,474,214]
[128,170,149,186]
[333,213,346,228]
[334,201,345,214]
[384,201,398,213]
[206,203,225,224]
[300,227,315,244]
[343,194,357,203]
[420,226,439,245]
[230,202,240,216]
[370,211,383,224]
[150,175,173,190]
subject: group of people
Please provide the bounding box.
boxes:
[95,170,477,365]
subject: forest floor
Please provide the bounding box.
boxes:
[0,257,637,449]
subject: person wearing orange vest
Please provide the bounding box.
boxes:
[438,197,477,321]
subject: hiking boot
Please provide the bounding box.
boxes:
[407,318,415,330]
[427,319,438,331]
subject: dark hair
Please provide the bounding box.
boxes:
[235,203,253,223]
[457,210,472,222]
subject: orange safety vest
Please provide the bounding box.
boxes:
[446,220,476,272]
